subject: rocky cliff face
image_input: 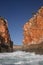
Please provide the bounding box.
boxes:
[23,6,43,45]
[0,17,13,52]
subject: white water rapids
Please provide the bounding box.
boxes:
[0,51,43,65]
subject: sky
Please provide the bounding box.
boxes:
[0,0,43,45]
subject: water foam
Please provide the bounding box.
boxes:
[0,51,43,65]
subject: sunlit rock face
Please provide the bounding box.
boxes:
[0,17,13,52]
[23,6,43,45]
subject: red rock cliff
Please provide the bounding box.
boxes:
[23,6,43,45]
[0,17,13,52]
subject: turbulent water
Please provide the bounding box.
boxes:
[0,51,43,65]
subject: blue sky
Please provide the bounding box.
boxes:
[0,0,43,45]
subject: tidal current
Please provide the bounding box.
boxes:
[0,51,43,65]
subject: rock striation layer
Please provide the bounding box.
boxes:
[0,17,13,52]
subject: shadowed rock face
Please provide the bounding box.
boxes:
[0,17,13,52]
[23,6,43,45]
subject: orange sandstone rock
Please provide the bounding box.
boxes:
[0,17,13,52]
[23,6,43,45]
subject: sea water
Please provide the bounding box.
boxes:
[0,51,43,65]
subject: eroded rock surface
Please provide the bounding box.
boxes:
[0,17,13,52]
[23,6,43,45]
